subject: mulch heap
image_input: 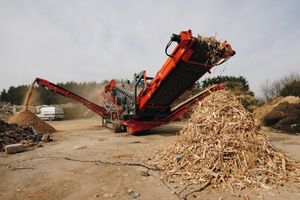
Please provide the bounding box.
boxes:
[263,101,300,133]
[8,110,56,134]
[254,96,300,133]
[151,90,300,192]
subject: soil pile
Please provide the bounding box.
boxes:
[151,90,300,191]
[254,96,300,133]
[8,110,55,134]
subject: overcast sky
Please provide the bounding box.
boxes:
[1,0,299,98]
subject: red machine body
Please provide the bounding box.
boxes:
[36,30,235,134]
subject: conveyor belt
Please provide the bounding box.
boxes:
[145,37,225,107]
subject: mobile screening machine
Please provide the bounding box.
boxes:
[35,30,235,134]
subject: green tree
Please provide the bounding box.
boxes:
[200,75,249,91]
[35,85,58,105]
[6,85,29,105]
[3,78,132,106]
[0,89,8,102]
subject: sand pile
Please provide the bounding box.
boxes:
[8,110,55,134]
[151,90,300,191]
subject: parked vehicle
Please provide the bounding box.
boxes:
[36,106,64,121]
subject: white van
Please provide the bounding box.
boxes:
[36,106,64,121]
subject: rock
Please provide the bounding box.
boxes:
[140,171,150,177]
[41,134,51,142]
[103,193,114,198]
[5,143,25,154]
[74,145,86,149]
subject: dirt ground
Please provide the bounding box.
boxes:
[1,118,300,200]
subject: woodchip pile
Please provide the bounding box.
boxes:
[8,79,55,134]
[8,110,56,134]
[151,90,300,191]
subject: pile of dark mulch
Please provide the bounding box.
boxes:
[263,102,300,133]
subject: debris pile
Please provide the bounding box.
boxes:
[0,119,49,152]
[0,80,55,152]
[151,90,300,191]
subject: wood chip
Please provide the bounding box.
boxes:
[151,90,300,191]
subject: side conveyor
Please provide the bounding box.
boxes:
[35,78,109,119]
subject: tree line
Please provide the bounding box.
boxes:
[197,75,250,91]
[1,74,299,106]
[1,76,249,106]
[0,80,114,106]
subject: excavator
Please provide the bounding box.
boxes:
[35,30,235,134]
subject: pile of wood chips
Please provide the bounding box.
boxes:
[8,110,56,134]
[151,90,300,191]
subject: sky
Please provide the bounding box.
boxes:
[1,0,300,99]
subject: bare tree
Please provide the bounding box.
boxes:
[281,72,300,86]
[260,71,300,101]
[272,79,283,97]
[260,79,273,101]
